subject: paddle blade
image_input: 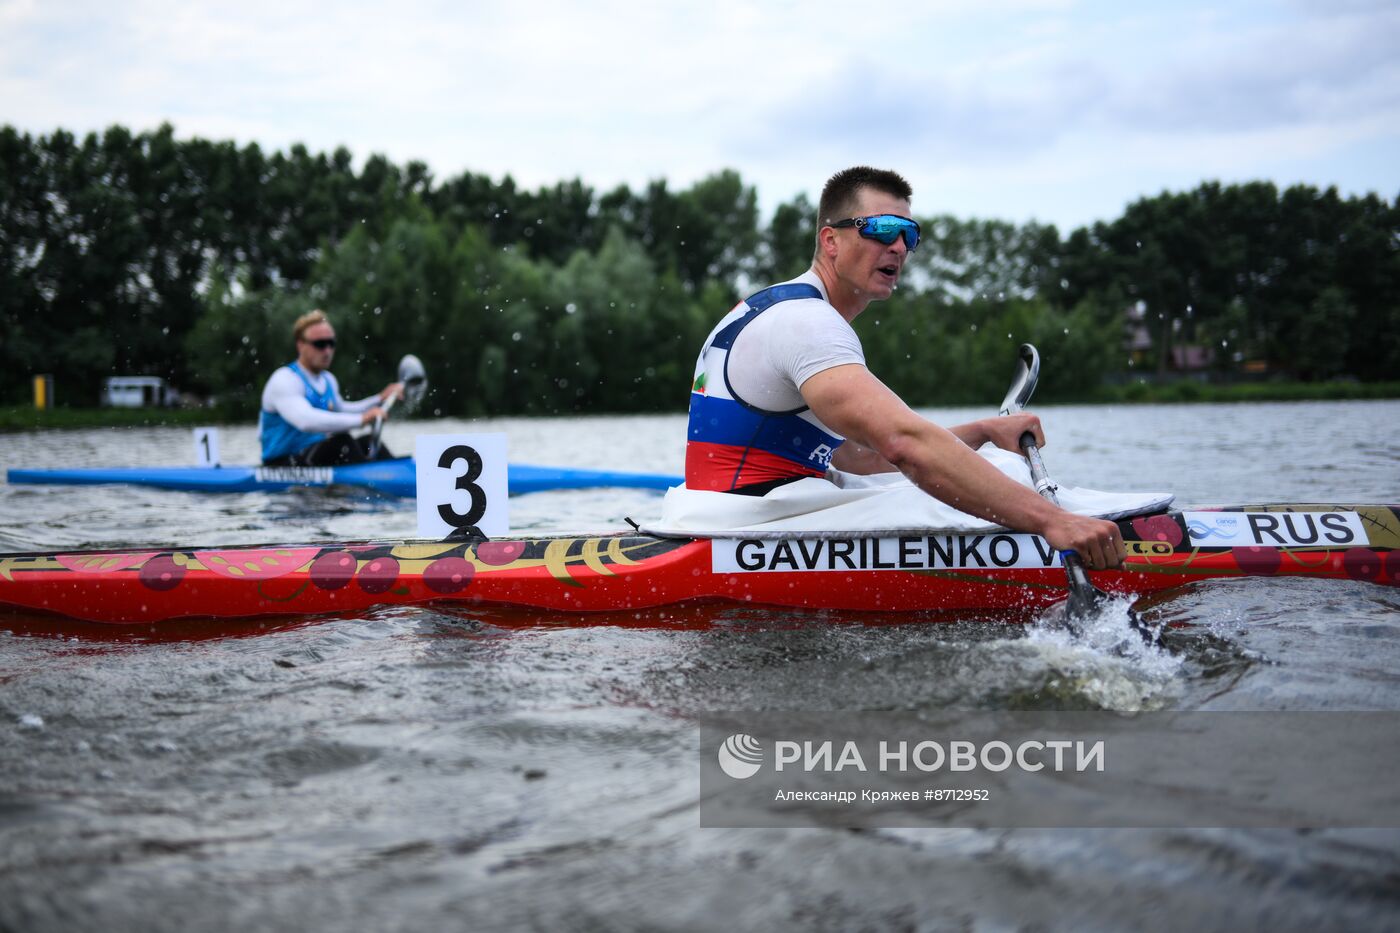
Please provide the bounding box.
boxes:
[998,343,1041,416]
[398,354,428,411]
[1037,588,1163,656]
[1065,581,1160,646]
[1059,554,1159,644]
[1065,581,1105,621]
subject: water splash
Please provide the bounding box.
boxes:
[1013,596,1185,709]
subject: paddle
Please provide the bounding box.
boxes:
[368,354,429,459]
[999,343,1157,642]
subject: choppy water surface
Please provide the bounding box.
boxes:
[2,401,1398,931]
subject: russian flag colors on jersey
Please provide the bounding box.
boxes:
[685,283,846,492]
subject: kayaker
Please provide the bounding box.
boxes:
[259,311,404,466]
[685,166,1127,569]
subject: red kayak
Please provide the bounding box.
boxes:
[0,504,1395,625]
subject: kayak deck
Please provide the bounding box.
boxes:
[6,459,681,497]
[0,504,1395,625]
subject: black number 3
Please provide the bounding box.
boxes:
[437,445,486,527]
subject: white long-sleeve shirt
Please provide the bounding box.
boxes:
[260,366,378,434]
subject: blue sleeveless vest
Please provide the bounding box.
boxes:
[685,283,845,491]
[259,362,338,462]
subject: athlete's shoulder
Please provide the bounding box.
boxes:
[759,284,850,332]
[261,365,299,411]
[265,365,299,389]
[746,271,830,309]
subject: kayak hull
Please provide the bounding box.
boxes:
[6,459,681,497]
[1,504,1396,625]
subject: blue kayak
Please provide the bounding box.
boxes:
[6,459,680,498]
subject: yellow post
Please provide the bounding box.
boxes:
[33,374,53,410]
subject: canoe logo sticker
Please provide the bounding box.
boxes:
[718,734,764,779]
[712,534,1065,574]
[1183,511,1369,548]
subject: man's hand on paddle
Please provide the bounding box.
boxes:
[982,412,1044,453]
[379,382,405,403]
[987,412,1126,569]
[1044,513,1126,570]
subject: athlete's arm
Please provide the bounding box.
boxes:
[800,364,1125,569]
[338,386,402,413]
[945,415,1047,453]
[264,370,364,434]
[829,439,897,474]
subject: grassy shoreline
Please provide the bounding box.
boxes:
[4,380,1398,431]
[0,407,242,432]
[1082,380,1400,405]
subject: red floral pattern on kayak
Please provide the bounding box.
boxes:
[475,541,526,566]
[357,556,400,594]
[56,552,159,574]
[139,554,186,591]
[1342,547,1383,582]
[1130,515,1183,548]
[308,551,358,590]
[1231,546,1282,574]
[1382,552,1400,586]
[424,557,475,594]
[195,548,320,580]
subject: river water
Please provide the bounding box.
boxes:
[1,401,1398,931]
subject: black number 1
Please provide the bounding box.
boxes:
[200,432,211,461]
[437,445,487,527]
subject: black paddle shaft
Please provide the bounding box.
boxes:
[1018,430,1104,619]
[1000,344,1136,626]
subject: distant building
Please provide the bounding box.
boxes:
[102,377,179,408]
[1169,345,1214,371]
[1123,301,1153,368]
[1123,302,1215,375]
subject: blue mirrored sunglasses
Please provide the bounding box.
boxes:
[829,214,921,251]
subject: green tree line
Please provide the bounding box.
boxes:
[3,123,1397,415]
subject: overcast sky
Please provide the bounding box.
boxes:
[3,0,1397,231]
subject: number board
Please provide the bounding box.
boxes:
[193,427,221,467]
[415,434,509,538]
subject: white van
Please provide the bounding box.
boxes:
[102,376,179,408]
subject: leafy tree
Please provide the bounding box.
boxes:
[6,122,1399,411]
[754,193,815,285]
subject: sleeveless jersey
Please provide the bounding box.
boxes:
[260,362,338,461]
[685,283,846,492]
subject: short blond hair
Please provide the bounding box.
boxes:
[293,310,330,344]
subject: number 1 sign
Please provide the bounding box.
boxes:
[415,434,510,539]
[193,427,221,467]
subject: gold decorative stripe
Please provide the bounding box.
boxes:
[543,539,583,587]
[581,539,615,577]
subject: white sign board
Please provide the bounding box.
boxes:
[712,533,1064,573]
[415,434,509,538]
[193,427,221,467]
[1183,511,1368,548]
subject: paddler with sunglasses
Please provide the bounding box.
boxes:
[259,310,404,466]
[682,166,1126,569]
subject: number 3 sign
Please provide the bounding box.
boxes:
[415,434,509,538]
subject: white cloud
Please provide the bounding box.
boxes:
[0,0,1394,230]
